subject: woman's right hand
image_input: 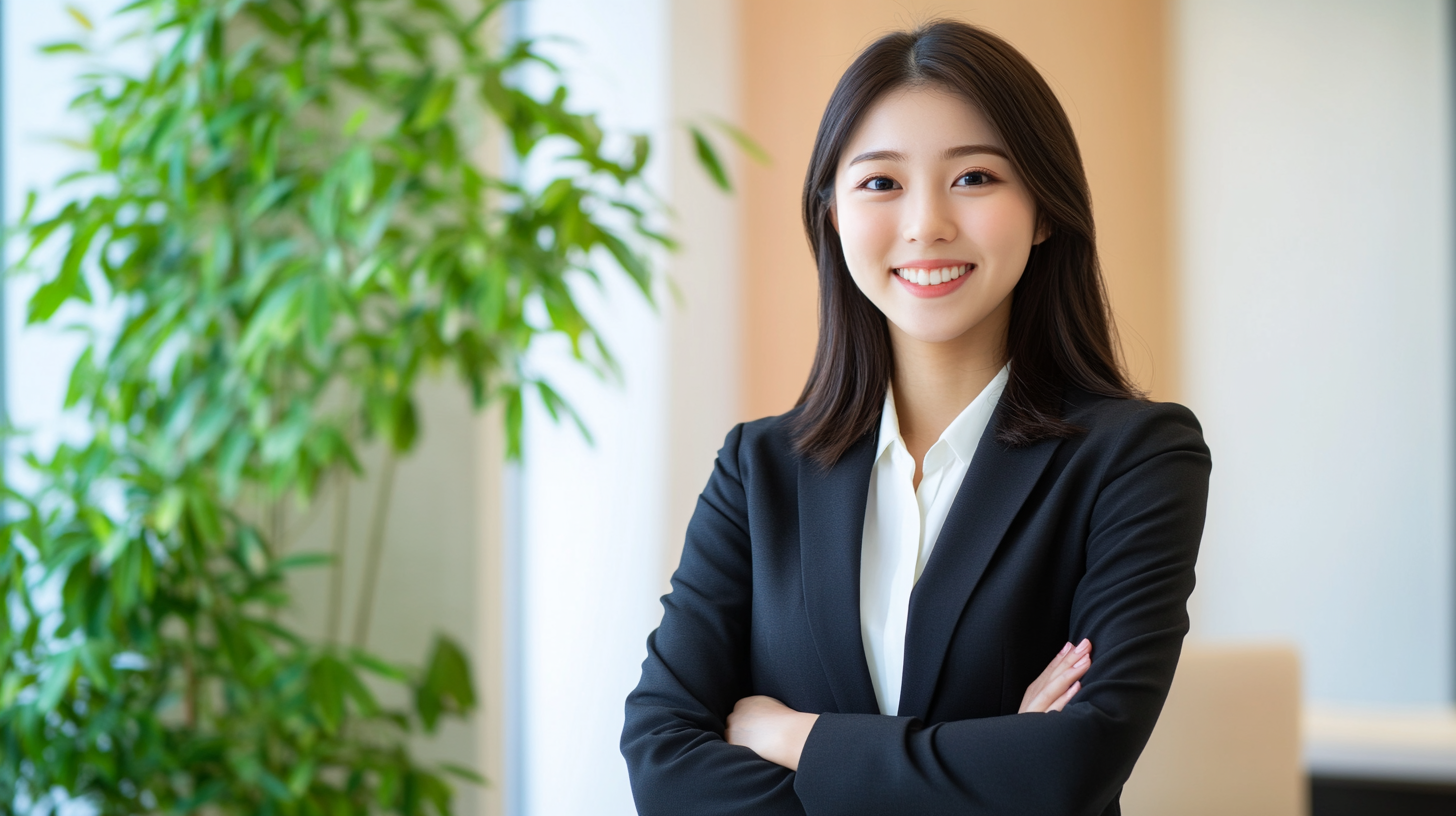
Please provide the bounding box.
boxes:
[1019,638,1092,713]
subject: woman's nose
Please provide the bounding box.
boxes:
[901,189,958,245]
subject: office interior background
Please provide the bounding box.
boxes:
[4,0,1456,814]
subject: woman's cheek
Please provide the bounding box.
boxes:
[964,197,1039,268]
[837,205,897,289]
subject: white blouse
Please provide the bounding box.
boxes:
[859,366,1009,715]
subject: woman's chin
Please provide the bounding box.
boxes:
[885,316,985,346]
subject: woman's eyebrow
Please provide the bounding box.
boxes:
[943,143,1008,160]
[847,144,1009,167]
[847,149,906,166]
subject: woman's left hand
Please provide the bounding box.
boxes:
[725,695,820,771]
[1020,638,1093,713]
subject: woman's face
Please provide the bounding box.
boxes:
[832,85,1044,347]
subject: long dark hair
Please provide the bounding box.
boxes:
[790,19,1140,467]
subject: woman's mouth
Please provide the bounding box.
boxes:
[893,263,974,298]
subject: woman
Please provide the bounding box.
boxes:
[622,20,1209,816]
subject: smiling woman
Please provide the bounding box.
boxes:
[622,20,1211,816]
[837,105,1037,316]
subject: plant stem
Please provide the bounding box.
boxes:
[184,631,197,729]
[326,469,351,644]
[351,452,397,649]
[281,476,336,553]
[271,499,284,557]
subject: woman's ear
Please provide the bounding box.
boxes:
[820,183,839,233]
[1032,215,1051,245]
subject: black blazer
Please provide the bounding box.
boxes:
[622,390,1211,816]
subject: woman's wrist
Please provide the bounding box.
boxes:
[779,710,820,771]
[725,695,821,771]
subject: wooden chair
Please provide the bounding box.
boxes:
[1121,643,1303,816]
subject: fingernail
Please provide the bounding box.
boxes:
[1075,638,1090,653]
[1071,681,1080,692]
[1058,642,1072,656]
[1074,656,1089,669]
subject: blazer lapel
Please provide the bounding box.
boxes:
[798,430,881,715]
[896,419,1061,719]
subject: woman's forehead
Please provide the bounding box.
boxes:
[842,86,1005,162]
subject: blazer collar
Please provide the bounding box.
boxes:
[897,412,1062,720]
[875,366,1010,467]
[798,428,881,715]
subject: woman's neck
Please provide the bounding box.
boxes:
[889,304,1009,484]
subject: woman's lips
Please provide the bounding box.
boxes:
[892,263,974,298]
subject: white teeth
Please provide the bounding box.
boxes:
[894,264,970,285]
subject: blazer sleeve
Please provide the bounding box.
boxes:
[793,403,1211,816]
[621,423,808,816]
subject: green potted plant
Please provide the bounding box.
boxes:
[0,0,752,812]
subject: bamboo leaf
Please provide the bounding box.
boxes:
[422,634,475,722]
[597,229,652,297]
[391,395,418,452]
[260,402,309,463]
[504,384,523,459]
[344,107,369,137]
[187,490,225,544]
[689,126,731,192]
[439,763,485,785]
[304,278,332,350]
[40,42,89,55]
[28,270,83,324]
[216,429,253,500]
[310,656,346,733]
[535,380,592,445]
[287,759,317,796]
[245,177,298,221]
[349,649,411,683]
[337,660,380,717]
[153,487,186,535]
[629,133,650,174]
[273,552,333,572]
[77,640,112,692]
[36,650,77,712]
[65,6,94,31]
[412,78,456,132]
[64,346,97,408]
[343,147,375,214]
[184,399,233,461]
[136,540,155,600]
[709,116,771,165]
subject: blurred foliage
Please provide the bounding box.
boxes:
[0,0,747,812]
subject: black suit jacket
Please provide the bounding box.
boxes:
[622,390,1211,815]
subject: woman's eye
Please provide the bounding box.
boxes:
[863,177,897,191]
[957,171,991,186]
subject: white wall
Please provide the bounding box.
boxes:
[664,0,742,590]
[516,4,669,814]
[516,2,740,814]
[1176,0,1454,705]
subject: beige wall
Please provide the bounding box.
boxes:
[739,0,1175,419]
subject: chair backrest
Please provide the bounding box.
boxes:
[1121,643,1303,816]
